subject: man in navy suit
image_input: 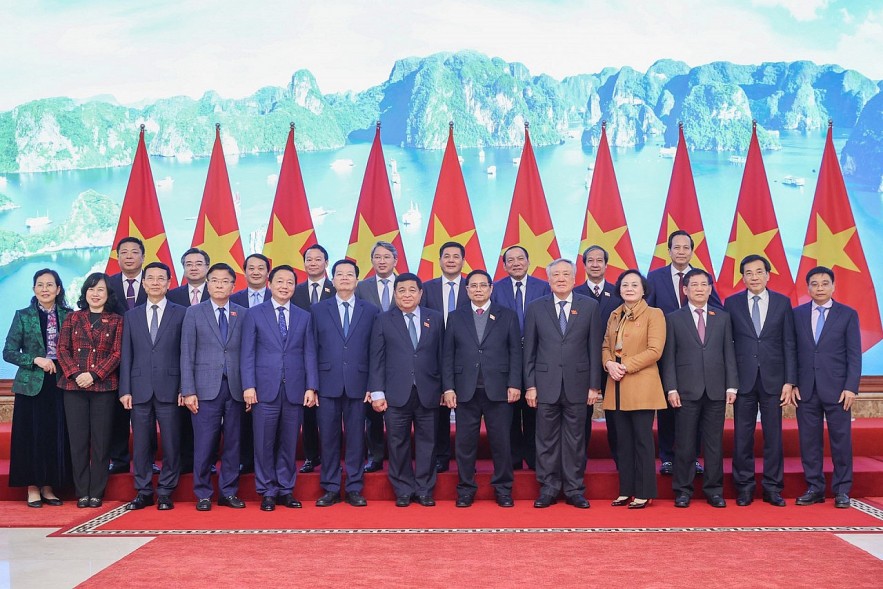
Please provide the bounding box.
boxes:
[492,245,551,471]
[180,263,246,511]
[120,262,185,511]
[369,273,444,507]
[793,266,861,508]
[646,230,721,475]
[421,241,470,473]
[443,269,522,507]
[312,260,378,507]
[241,265,319,512]
[724,254,796,507]
[230,253,271,309]
[292,244,336,475]
[574,245,624,464]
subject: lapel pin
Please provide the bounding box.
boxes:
[709,311,716,316]
[571,309,579,315]
[603,292,610,297]
[489,314,496,320]
[423,321,430,328]
[231,311,238,317]
[324,287,331,293]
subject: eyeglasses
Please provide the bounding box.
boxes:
[467,283,490,289]
[208,278,234,285]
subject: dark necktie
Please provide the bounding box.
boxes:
[447,281,456,318]
[558,300,568,335]
[342,301,351,337]
[814,306,826,344]
[149,304,159,344]
[380,279,390,311]
[278,307,288,341]
[593,284,600,298]
[695,308,706,344]
[677,272,687,307]
[311,283,319,305]
[515,281,524,330]
[218,307,228,342]
[751,295,762,336]
[406,312,418,349]
[126,278,136,310]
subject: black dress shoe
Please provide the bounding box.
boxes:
[196,498,212,511]
[218,495,246,509]
[277,493,302,508]
[736,492,753,507]
[77,497,90,508]
[41,496,63,507]
[834,493,851,509]
[762,492,786,507]
[345,492,367,507]
[628,499,651,509]
[152,463,161,475]
[795,490,825,506]
[534,494,557,508]
[694,461,704,475]
[260,496,276,512]
[495,494,514,508]
[415,495,436,507]
[316,491,342,507]
[707,495,726,508]
[27,499,43,508]
[611,496,632,507]
[157,496,174,510]
[89,497,103,508]
[299,458,320,474]
[125,494,155,510]
[108,461,129,474]
[364,460,383,473]
[674,494,691,508]
[455,495,474,508]
[659,461,673,475]
[565,494,590,509]
[395,495,412,507]
[435,460,450,473]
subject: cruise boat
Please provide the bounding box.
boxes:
[783,175,806,187]
[401,201,421,226]
[25,213,52,231]
[155,176,174,189]
[486,165,496,176]
[390,159,400,184]
[512,157,521,165]
[728,155,746,165]
[658,147,676,158]
[330,158,354,171]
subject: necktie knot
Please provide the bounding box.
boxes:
[380,279,389,285]
[752,295,761,302]
[126,279,135,286]
[515,281,523,289]
[476,308,484,316]
[151,304,159,310]
[593,285,601,297]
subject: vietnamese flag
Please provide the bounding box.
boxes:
[418,122,485,281]
[649,123,716,279]
[576,121,637,284]
[494,123,561,280]
[345,122,408,276]
[190,124,247,290]
[263,123,317,283]
[796,122,882,352]
[106,124,178,287]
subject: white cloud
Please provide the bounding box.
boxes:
[751,0,830,21]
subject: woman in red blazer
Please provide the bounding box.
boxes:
[57,272,123,508]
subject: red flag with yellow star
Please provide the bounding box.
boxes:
[649,123,716,278]
[576,122,637,284]
[718,123,796,303]
[418,123,485,281]
[106,125,178,287]
[345,122,408,277]
[796,122,882,352]
[494,123,561,280]
[190,124,247,290]
[263,123,317,283]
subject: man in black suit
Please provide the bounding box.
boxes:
[443,269,522,507]
[119,262,186,511]
[524,259,604,509]
[368,273,444,507]
[646,230,721,475]
[421,241,470,473]
[793,266,861,508]
[292,244,336,474]
[355,241,399,472]
[724,254,796,507]
[662,269,738,508]
[574,245,623,465]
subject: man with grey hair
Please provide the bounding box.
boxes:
[524,258,604,509]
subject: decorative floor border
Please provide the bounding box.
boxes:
[60,500,883,537]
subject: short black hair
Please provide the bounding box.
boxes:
[207,263,235,281]
[332,259,359,278]
[805,266,835,285]
[466,269,492,284]
[439,241,465,258]
[30,268,70,310]
[77,272,119,313]
[181,247,210,266]
[143,261,171,280]
[502,245,529,262]
[739,254,771,274]
[667,230,694,250]
[615,269,648,299]
[582,245,609,265]
[244,253,270,270]
[394,272,423,290]
[269,265,297,283]
[116,236,145,255]
[304,244,329,261]
[683,268,711,287]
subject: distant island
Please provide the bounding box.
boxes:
[0,192,18,211]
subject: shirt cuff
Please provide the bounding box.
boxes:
[727,388,737,395]
[370,391,386,401]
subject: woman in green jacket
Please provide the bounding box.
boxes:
[3,268,72,507]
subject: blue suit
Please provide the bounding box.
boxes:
[230,287,270,309]
[312,296,379,494]
[241,300,318,498]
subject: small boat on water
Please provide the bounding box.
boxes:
[478,149,485,161]
[783,175,806,187]
[331,159,354,171]
[0,176,7,188]
[486,166,496,176]
[155,176,174,189]
[276,154,284,164]
[176,151,193,163]
[658,147,676,158]
[728,155,746,165]
[266,174,278,185]
[401,201,421,226]
[390,160,400,184]
[25,213,52,231]
[512,157,521,166]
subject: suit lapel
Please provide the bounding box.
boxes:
[817,303,840,346]
[328,299,346,340]
[347,299,364,340]
[202,303,223,345]
[133,306,152,346]
[417,310,433,350]
[480,304,501,344]
[546,298,564,339]
[260,303,283,347]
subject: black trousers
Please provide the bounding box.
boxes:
[365,405,386,464]
[131,396,181,496]
[301,405,320,463]
[64,389,116,499]
[613,409,657,499]
[535,387,587,498]
[731,373,784,495]
[510,396,536,469]
[673,392,725,498]
[384,387,438,498]
[435,406,452,465]
[455,388,514,496]
[603,409,619,468]
[797,388,853,495]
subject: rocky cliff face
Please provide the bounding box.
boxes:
[842,91,883,191]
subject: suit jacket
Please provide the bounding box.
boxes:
[312,297,379,399]
[108,271,148,313]
[420,277,469,318]
[119,301,186,404]
[292,278,335,311]
[661,305,738,401]
[57,310,124,392]
[355,275,398,311]
[793,300,861,403]
[240,300,318,404]
[523,293,604,404]
[491,275,550,323]
[368,306,444,409]
[646,264,722,314]
[724,289,797,395]
[442,303,522,402]
[574,281,623,324]
[3,302,71,396]
[230,287,270,308]
[167,283,210,307]
[180,301,245,401]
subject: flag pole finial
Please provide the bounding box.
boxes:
[449,120,454,130]
[376,120,381,131]
[752,119,757,130]
[601,120,606,130]
[828,119,833,129]
[140,123,145,132]
[678,121,683,130]
[290,122,295,130]
[215,122,220,131]
[524,121,530,130]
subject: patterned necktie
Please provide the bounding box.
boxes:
[45,309,58,359]
[342,301,351,337]
[677,272,687,307]
[406,312,418,349]
[558,300,568,335]
[814,306,826,344]
[515,281,524,330]
[218,307,228,342]
[380,279,390,312]
[311,283,319,305]
[126,279,136,310]
[695,308,706,344]
[251,291,261,307]
[278,307,288,341]
[191,287,200,306]
[149,304,159,344]
[475,308,484,315]
[751,295,762,336]
[447,281,456,318]
[593,285,601,298]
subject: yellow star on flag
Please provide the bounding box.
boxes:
[802,214,859,272]
[652,214,708,271]
[723,214,780,287]
[579,213,628,270]
[503,215,555,276]
[346,214,400,268]
[263,215,314,272]
[195,216,244,275]
[421,215,475,277]
[109,218,168,264]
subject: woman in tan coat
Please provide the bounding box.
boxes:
[602,270,666,508]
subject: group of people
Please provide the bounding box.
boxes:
[3,229,861,512]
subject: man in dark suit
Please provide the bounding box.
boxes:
[662,269,738,508]
[368,273,444,507]
[524,259,603,509]
[119,262,185,511]
[492,245,551,471]
[355,240,399,472]
[443,269,522,507]
[793,266,861,508]
[421,241,470,473]
[574,245,623,464]
[647,230,721,475]
[241,265,318,511]
[291,244,336,475]
[312,260,378,507]
[724,254,796,507]
[180,263,246,511]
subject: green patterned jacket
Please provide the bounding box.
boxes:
[3,302,70,396]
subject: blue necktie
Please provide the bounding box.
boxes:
[311,283,319,305]
[558,300,568,335]
[278,307,288,341]
[251,291,261,307]
[342,301,350,337]
[380,279,390,311]
[218,307,228,342]
[814,306,826,344]
[149,304,159,344]
[406,312,418,349]
[447,281,456,318]
[751,295,762,336]
[515,281,524,330]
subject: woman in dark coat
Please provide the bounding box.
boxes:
[3,269,73,507]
